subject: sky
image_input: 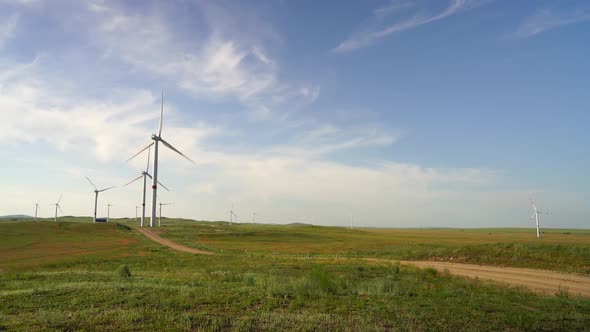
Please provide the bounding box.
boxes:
[0,0,589,228]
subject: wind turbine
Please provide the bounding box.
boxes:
[124,146,169,227]
[229,204,237,226]
[34,201,40,221]
[52,195,62,222]
[135,205,139,223]
[107,203,113,222]
[158,202,173,227]
[252,212,256,225]
[530,199,550,238]
[86,177,116,223]
[128,92,195,227]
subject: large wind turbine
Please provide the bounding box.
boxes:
[124,146,169,227]
[34,201,40,221]
[128,92,195,227]
[53,195,62,222]
[530,199,550,238]
[158,202,173,227]
[86,177,116,223]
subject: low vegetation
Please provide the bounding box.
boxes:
[1,219,589,331]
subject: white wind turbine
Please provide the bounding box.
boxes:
[86,177,116,224]
[229,204,237,226]
[252,212,256,225]
[124,146,169,227]
[52,195,62,222]
[128,92,195,227]
[34,201,40,221]
[530,199,550,238]
[135,205,139,223]
[158,202,173,227]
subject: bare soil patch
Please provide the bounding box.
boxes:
[400,260,590,297]
[137,228,214,255]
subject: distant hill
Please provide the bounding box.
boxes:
[287,222,313,226]
[0,215,32,220]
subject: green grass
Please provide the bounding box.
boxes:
[139,219,590,274]
[1,220,589,331]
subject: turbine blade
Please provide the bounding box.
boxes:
[86,177,98,191]
[123,175,143,187]
[127,142,154,162]
[160,138,196,165]
[529,199,537,212]
[98,186,117,192]
[159,91,164,136]
[530,213,535,219]
[57,194,62,205]
[57,204,63,213]
[146,172,152,179]
[157,181,170,191]
[146,145,151,173]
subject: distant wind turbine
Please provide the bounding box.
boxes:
[530,199,550,238]
[158,202,173,227]
[34,201,40,221]
[86,177,116,223]
[135,205,139,223]
[52,195,62,222]
[252,212,256,225]
[124,146,169,227]
[229,204,237,226]
[128,92,195,227]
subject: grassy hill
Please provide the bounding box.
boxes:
[1,220,589,331]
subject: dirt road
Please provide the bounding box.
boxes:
[135,229,590,297]
[399,260,590,297]
[137,228,214,255]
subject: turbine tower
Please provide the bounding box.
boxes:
[34,201,40,221]
[128,92,195,227]
[86,177,116,223]
[53,195,62,222]
[158,202,173,227]
[107,203,113,222]
[125,146,169,227]
[530,199,549,238]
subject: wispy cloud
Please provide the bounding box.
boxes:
[0,13,18,48]
[334,0,485,53]
[515,6,590,38]
[82,1,318,118]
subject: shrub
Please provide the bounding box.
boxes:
[117,265,132,278]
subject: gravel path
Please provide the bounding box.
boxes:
[137,227,214,255]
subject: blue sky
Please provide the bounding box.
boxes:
[1,0,589,228]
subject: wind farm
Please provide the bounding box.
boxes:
[2,0,590,330]
[2,92,588,331]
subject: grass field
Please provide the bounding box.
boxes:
[1,218,590,331]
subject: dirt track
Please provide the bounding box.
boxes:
[135,229,590,297]
[137,228,214,255]
[399,260,590,297]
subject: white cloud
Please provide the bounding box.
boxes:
[82,1,317,117]
[515,7,590,38]
[0,57,218,163]
[0,14,18,48]
[335,0,485,53]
